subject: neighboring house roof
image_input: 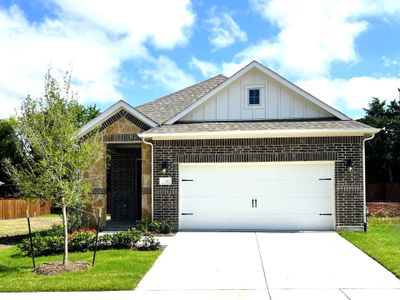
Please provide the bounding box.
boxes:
[136,74,228,125]
[139,120,380,140]
[164,61,350,124]
[77,100,158,138]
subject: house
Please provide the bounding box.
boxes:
[78,61,379,232]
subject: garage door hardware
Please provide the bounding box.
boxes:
[252,199,258,208]
[319,213,332,216]
[181,213,194,215]
[181,179,194,181]
[318,178,332,180]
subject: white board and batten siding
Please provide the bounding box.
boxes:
[181,69,333,122]
[179,162,336,231]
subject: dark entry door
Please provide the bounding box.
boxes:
[108,148,141,222]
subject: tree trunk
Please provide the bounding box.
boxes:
[62,204,69,265]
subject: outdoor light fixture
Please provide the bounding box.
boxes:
[161,161,168,174]
[346,159,354,172]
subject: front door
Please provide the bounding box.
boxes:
[107,147,141,223]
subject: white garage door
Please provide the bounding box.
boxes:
[179,162,335,231]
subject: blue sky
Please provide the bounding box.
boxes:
[1,0,400,119]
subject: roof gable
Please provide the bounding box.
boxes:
[77,100,158,138]
[136,74,227,124]
[165,61,350,124]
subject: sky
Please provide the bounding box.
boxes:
[1,0,400,119]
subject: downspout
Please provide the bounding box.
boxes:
[142,137,154,221]
[362,133,375,232]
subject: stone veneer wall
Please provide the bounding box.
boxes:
[84,117,152,226]
[152,136,364,231]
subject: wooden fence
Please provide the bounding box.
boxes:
[366,182,400,202]
[0,198,51,219]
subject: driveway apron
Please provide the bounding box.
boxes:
[136,231,400,300]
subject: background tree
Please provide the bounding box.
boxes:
[0,118,20,197]
[76,104,101,127]
[0,103,100,199]
[359,95,400,183]
[4,71,101,265]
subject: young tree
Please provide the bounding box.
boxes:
[5,71,101,265]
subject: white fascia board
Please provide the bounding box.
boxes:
[77,100,158,138]
[138,127,380,140]
[165,61,350,124]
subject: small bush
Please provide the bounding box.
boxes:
[148,220,172,234]
[18,234,64,256]
[18,228,146,256]
[135,219,149,232]
[109,229,142,249]
[69,230,96,252]
[46,224,64,236]
[135,235,161,251]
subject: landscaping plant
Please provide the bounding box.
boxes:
[4,70,101,266]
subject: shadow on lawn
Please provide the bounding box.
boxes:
[0,234,30,246]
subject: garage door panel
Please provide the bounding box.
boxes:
[179,162,335,231]
[257,197,332,214]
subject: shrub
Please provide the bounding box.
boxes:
[18,234,64,256]
[46,224,64,236]
[18,228,150,257]
[109,229,142,249]
[135,235,161,251]
[148,220,172,234]
[135,219,149,232]
[69,230,96,252]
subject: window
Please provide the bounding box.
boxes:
[248,89,260,105]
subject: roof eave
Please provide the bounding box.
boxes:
[77,100,158,138]
[138,128,380,140]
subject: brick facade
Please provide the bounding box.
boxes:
[152,136,364,231]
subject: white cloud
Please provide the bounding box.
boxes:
[206,7,247,50]
[0,1,195,118]
[189,57,219,77]
[220,0,400,79]
[297,76,400,114]
[381,56,400,67]
[140,56,195,91]
[53,0,195,50]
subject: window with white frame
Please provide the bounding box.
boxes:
[248,88,260,105]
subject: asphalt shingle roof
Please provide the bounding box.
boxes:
[143,120,376,134]
[136,74,228,125]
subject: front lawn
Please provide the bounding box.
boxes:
[0,214,61,237]
[0,247,161,292]
[340,217,400,278]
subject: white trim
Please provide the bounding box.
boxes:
[165,61,351,124]
[77,100,158,138]
[139,128,380,140]
[178,161,336,231]
[142,138,154,221]
[244,85,265,109]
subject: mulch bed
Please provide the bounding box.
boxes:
[33,261,91,276]
[367,202,400,217]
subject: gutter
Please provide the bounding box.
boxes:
[140,128,381,140]
[142,137,154,221]
[362,132,377,232]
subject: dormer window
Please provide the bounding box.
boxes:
[248,89,260,105]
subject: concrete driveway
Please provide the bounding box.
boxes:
[136,232,400,300]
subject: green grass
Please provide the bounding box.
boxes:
[0,247,161,291]
[0,214,62,237]
[340,217,400,278]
